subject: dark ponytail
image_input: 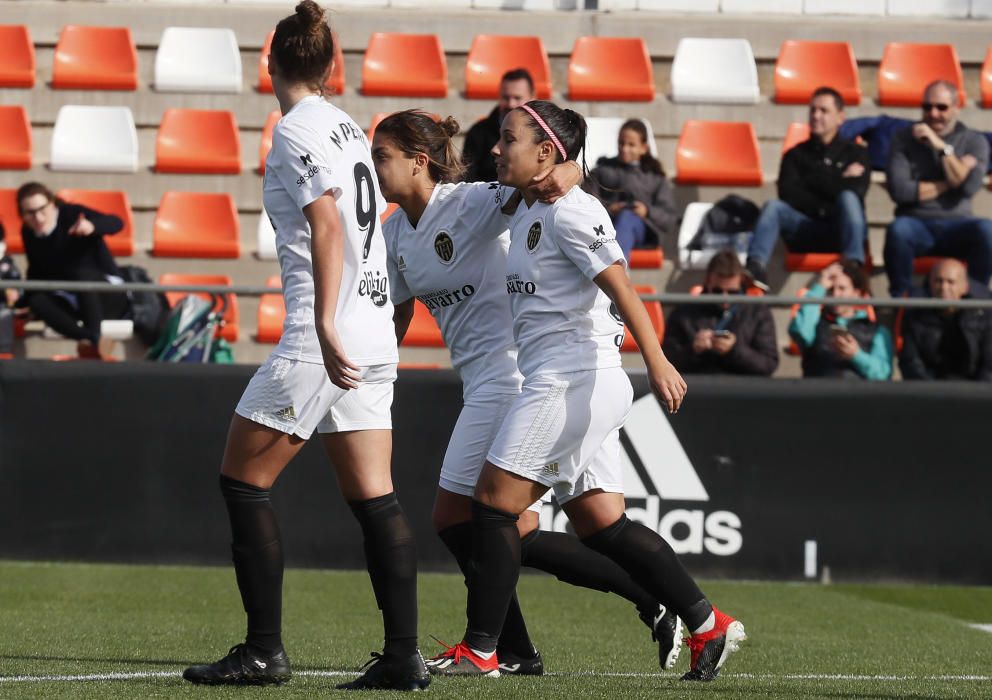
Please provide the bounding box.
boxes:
[375,110,466,184]
[271,0,334,92]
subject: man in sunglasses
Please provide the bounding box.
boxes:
[745,86,871,291]
[663,250,779,376]
[885,80,992,298]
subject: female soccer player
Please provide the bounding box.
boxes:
[182,2,427,691]
[373,110,683,677]
[428,101,746,682]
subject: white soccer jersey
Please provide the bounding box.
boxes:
[384,182,521,396]
[262,95,397,366]
[504,186,626,377]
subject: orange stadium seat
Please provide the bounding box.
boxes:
[52,26,137,90]
[877,43,965,107]
[381,202,399,224]
[155,109,241,175]
[55,189,134,257]
[784,251,873,272]
[913,256,945,274]
[675,121,762,186]
[465,35,552,99]
[782,122,810,154]
[0,25,35,87]
[258,110,280,174]
[152,192,240,258]
[0,105,31,170]
[774,41,861,106]
[621,285,664,352]
[361,33,448,98]
[629,249,663,269]
[160,273,239,342]
[568,37,654,102]
[256,275,285,344]
[0,188,21,253]
[981,47,992,108]
[402,300,445,347]
[257,30,345,96]
[367,112,390,141]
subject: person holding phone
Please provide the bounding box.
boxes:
[789,259,893,380]
[663,250,778,376]
[884,80,992,298]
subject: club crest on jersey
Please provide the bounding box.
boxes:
[526,221,542,252]
[434,231,455,264]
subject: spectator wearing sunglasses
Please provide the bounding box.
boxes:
[885,80,992,298]
[663,250,779,376]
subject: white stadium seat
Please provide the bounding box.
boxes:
[473,0,557,8]
[885,0,968,16]
[671,38,759,104]
[50,105,138,172]
[721,0,801,12]
[581,117,658,170]
[154,27,242,93]
[804,0,884,14]
[636,0,719,10]
[256,209,277,261]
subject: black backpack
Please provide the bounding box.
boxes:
[119,265,169,346]
[689,195,761,252]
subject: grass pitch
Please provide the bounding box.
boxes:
[1,561,990,699]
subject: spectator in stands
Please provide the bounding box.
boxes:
[0,222,22,356]
[16,182,128,358]
[790,259,893,380]
[663,250,778,376]
[584,119,677,260]
[885,80,992,298]
[900,258,992,381]
[745,87,871,290]
[461,68,535,183]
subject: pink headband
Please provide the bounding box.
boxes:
[519,103,567,161]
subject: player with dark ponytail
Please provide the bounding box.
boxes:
[182,2,427,691]
[428,100,747,682]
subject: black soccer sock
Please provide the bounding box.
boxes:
[464,501,520,655]
[582,515,713,631]
[349,493,418,659]
[520,528,660,620]
[438,523,536,658]
[219,474,284,654]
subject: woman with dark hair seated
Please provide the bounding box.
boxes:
[16,181,128,358]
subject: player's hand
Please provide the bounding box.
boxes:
[842,162,865,178]
[649,359,687,414]
[692,329,714,354]
[532,161,582,203]
[67,212,95,236]
[912,123,944,152]
[318,325,362,390]
[831,332,859,360]
[711,331,737,355]
[631,201,648,218]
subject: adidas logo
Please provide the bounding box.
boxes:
[273,406,296,421]
[540,395,742,557]
[542,462,559,476]
[398,255,407,271]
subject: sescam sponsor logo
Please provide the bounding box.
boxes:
[540,394,742,556]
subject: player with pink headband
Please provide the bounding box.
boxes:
[428,100,747,682]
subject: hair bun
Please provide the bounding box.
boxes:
[438,116,461,138]
[295,0,326,31]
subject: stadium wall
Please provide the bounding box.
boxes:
[0,361,989,584]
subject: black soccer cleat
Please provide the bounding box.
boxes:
[641,604,683,671]
[681,608,746,682]
[336,651,430,691]
[497,647,544,676]
[182,643,291,686]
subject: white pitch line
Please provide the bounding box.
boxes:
[968,623,992,635]
[1,670,991,684]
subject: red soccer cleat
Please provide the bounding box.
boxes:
[425,639,500,677]
[681,608,746,682]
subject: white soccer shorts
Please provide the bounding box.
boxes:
[235,355,396,439]
[486,367,633,505]
[439,390,544,514]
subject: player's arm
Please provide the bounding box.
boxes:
[393,298,414,344]
[594,264,686,414]
[306,193,361,390]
